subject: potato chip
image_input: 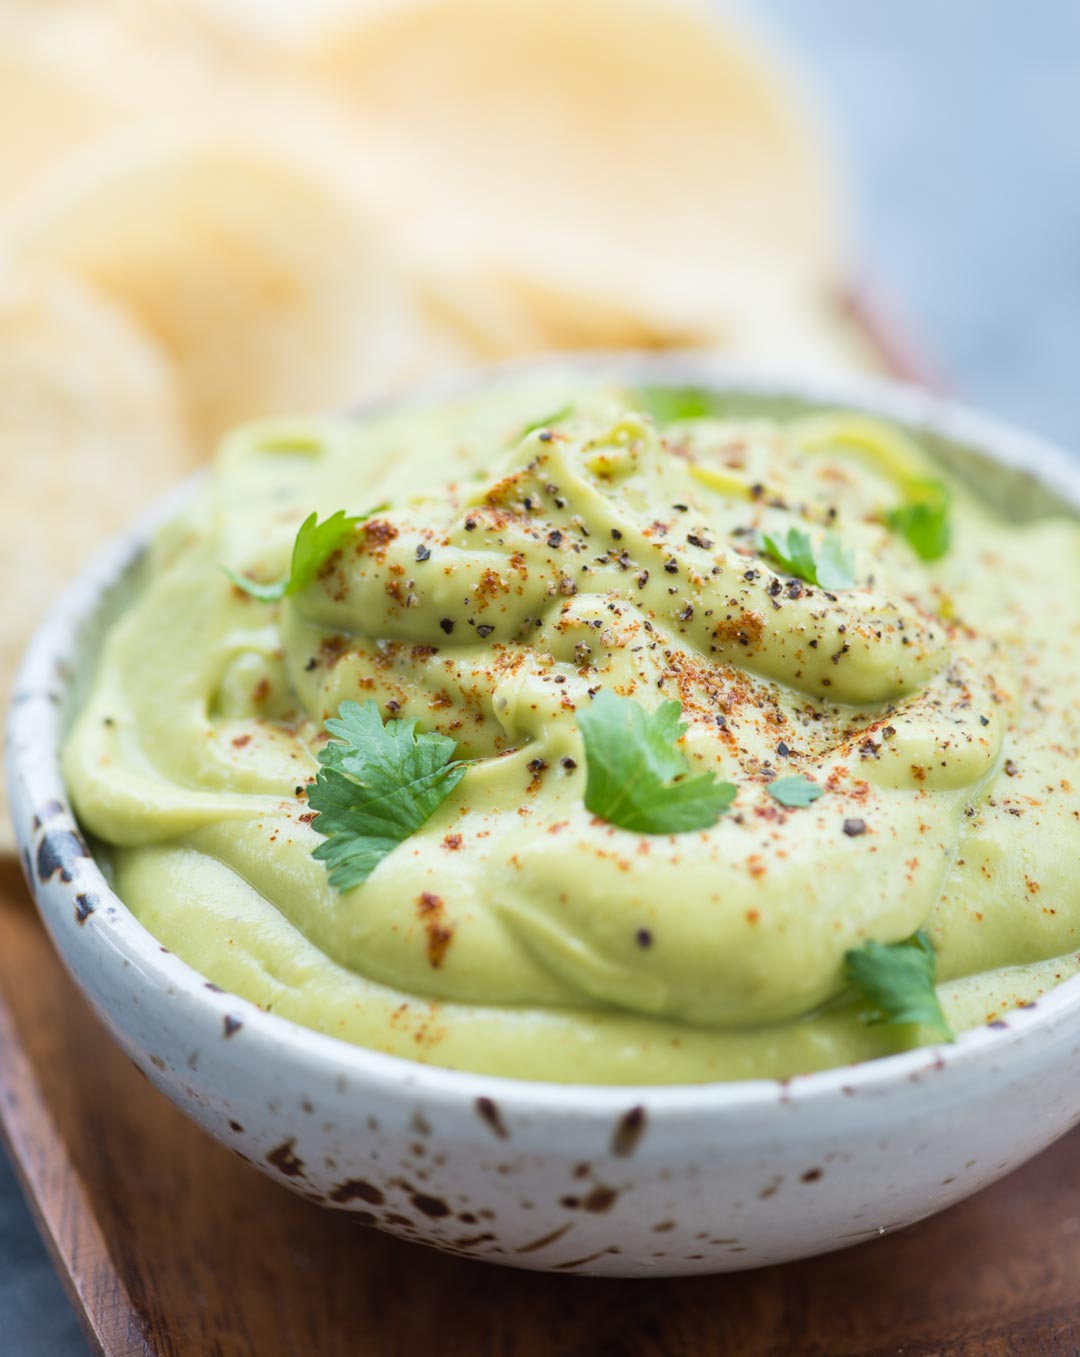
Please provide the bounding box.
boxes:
[0,43,129,210]
[8,128,464,444]
[0,0,264,208]
[0,271,197,848]
[298,0,847,354]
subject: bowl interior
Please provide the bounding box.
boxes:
[11,353,1080,1116]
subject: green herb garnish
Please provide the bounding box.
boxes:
[308,700,469,890]
[637,386,718,424]
[759,526,856,591]
[522,404,573,436]
[844,930,952,1039]
[886,479,951,561]
[225,506,387,602]
[578,690,736,834]
[767,774,824,808]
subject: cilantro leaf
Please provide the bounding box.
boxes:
[886,479,951,561]
[844,930,952,1040]
[637,386,718,424]
[522,404,573,436]
[226,506,387,602]
[759,526,856,591]
[578,690,736,833]
[308,700,469,890]
[767,774,824,808]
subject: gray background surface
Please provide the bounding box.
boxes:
[766,0,1080,449]
[2,3,1079,1352]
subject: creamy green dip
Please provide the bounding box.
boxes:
[64,376,1080,1083]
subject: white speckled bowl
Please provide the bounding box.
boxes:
[9,356,1080,1277]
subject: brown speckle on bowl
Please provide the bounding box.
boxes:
[611,1104,647,1157]
[36,829,88,884]
[476,1095,509,1139]
[582,1185,618,1213]
[267,1139,305,1178]
[329,1178,385,1206]
[515,1222,573,1253]
[74,892,98,924]
[801,1168,824,1183]
[559,1184,619,1213]
[31,799,64,830]
[452,1232,497,1249]
[552,1247,618,1271]
[223,1015,243,1038]
[410,1192,451,1218]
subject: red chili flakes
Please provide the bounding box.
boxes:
[362,519,399,561]
[441,834,463,851]
[316,547,344,581]
[319,634,348,666]
[231,734,251,748]
[475,567,509,606]
[416,892,454,969]
[713,611,765,649]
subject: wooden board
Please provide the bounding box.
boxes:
[5,863,1080,1357]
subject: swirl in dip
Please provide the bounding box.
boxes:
[64,375,1080,1084]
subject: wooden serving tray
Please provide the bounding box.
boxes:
[3,319,1078,1356]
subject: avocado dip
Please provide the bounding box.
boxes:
[63,375,1080,1084]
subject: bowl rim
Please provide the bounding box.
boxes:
[9,349,1080,1119]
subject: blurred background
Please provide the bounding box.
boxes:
[1,1,1078,1350]
[765,0,1080,449]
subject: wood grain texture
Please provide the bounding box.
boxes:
[1,858,1080,1357]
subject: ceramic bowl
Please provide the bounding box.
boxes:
[9,355,1080,1278]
